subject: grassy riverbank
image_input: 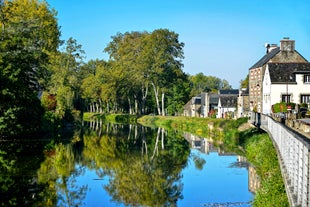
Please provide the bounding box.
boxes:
[83,112,137,123]
[138,115,289,207]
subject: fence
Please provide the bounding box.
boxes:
[251,113,310,207]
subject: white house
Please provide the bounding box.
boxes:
[262,63,310,114]
[217,94,238,118]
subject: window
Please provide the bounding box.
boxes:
[301,95,310,104]
[282,95,291,103]
[304,75,310,83]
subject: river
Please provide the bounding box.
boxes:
[0,122,254,206]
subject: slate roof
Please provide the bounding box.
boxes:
[268,63,310,83]
[219,95,238,108]
[209,94,219,104]
[219,89,239,95]
[249,47,280,69]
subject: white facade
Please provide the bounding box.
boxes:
[263,64,310,114]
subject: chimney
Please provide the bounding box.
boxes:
[280,37,295,52]
[265,43,278,53]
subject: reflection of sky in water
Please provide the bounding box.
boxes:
[178,150,253,207]
[70,149,253,207]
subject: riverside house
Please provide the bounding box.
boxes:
[249,38,307,113]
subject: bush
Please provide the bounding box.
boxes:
[272,102,287,113]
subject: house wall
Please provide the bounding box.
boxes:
[263,73,310,114]
[262,67,272,114]
[271,51,306,63]
[249,67,263,112]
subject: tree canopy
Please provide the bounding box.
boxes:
[0,0,60,136]
[0,0,234,137]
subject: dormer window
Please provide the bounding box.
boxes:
[304,75,310,83]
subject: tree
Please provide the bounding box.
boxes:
[240,74,249,89]
[47,37,85,116]
[189,73,232,96]
[0,0,60,136]
[144,29,185,116]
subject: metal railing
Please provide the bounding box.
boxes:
[251,112,310,207]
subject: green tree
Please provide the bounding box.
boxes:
[0,0,60,136]
[47,37,85,117]
[240,74,249,89]
[189,73,232,96]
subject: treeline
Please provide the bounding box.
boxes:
[0,0,232,137]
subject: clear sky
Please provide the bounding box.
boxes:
[46,0,310,88]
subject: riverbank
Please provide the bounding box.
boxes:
[138,115,289,207]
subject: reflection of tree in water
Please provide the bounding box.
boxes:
[37,143,88,207]
[82,124,191,207]
[0,141,48,206]
[191,153,206,170]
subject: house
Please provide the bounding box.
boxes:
[201,92,219,117]
[262,63,310,114]
[201,90,239,118]
[249,38,307,113]
[217,94,238,118]
[183,95,201,117]
[237,88,250,117]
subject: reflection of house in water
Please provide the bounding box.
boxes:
[183,132,216,154]
[183,132,260,194]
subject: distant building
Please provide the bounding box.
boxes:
[201,92,219,117]
[183,95,201,117]
[185,90,239,118]
[217,94,238,118]
[237,88,250,118]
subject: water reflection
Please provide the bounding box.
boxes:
[81,123,190,206]
[0,121,256,206]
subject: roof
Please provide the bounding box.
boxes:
[219,95,238,108]
[268,63,310,83]
[209,94,219,104]
[219,89,239,95]
[249,47,280,69]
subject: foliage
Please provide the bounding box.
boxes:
[240,74,249,89]
[0,0,60,137]
[272,102,287,113]
[243,130,289,207]
[189,72,232,96]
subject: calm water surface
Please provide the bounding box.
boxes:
[0,123,254,206]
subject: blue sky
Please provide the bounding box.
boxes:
[47,0,310,88]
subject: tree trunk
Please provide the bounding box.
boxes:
[98,98,103,113]
[128,97,132,115]
[141,83,148,114]
[152,82,161,115]
[161,92,165,116]
[134,97,138,115]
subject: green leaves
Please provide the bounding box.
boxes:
[0,0,59,137]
